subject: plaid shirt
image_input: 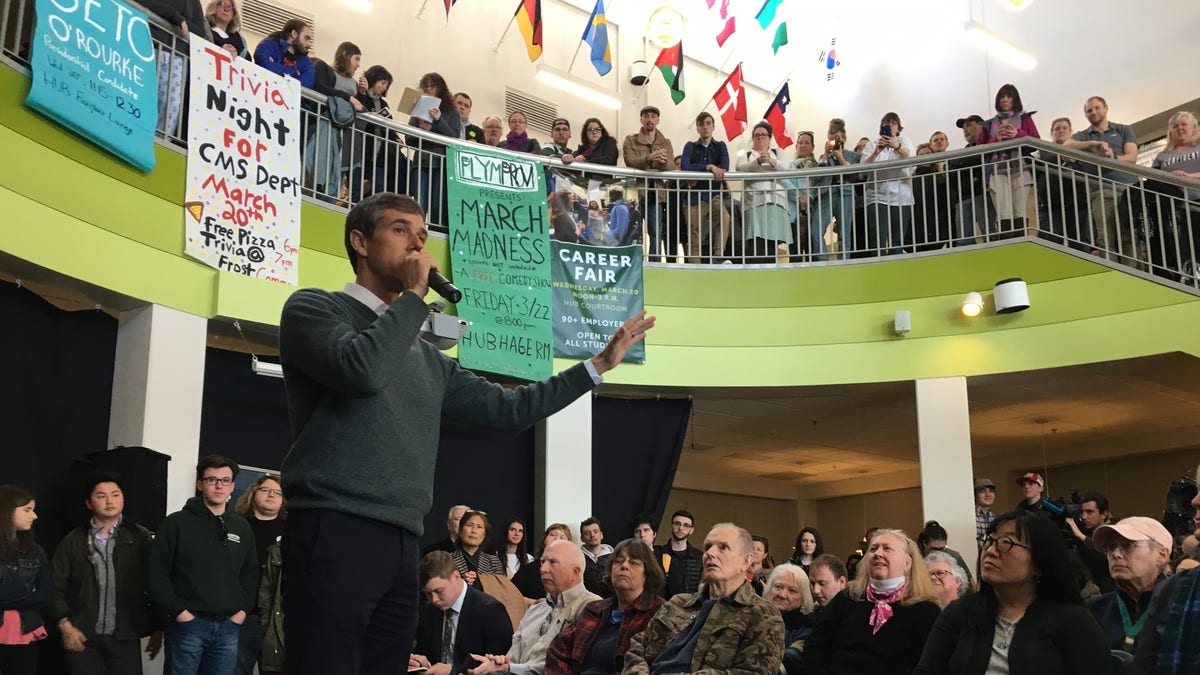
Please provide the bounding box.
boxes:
[544,593,664,675]
[976,506,995,544]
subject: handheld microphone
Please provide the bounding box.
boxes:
[429,270,462,303]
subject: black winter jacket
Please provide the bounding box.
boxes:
[52,521,156,640]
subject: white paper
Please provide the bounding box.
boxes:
[410,95,443,123]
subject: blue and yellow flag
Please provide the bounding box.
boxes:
[581,0,612,76]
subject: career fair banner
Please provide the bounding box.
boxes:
[183,36,301,284]
[447,145,552,381]
[26,0,158,172]
[551,242,645,363]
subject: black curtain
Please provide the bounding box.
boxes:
[591,396,691,542]
[0,283,117,558]
[199,347,291,470]
[422,419,536,551]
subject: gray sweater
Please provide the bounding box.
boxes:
[278,289,595,534]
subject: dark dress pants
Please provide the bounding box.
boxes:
[282,509,420,675]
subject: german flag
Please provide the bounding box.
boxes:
[515,0,543,62]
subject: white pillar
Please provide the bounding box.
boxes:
[108,304,208,515]
[915,376,978,573]
[535,392,592,542]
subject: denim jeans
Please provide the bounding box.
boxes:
[165,615,239,675]
[810,185,855,258]
[233,617,262,675]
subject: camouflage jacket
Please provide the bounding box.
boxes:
[623,581,784,675]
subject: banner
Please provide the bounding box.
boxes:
[184,36,301,284]
[26,0,157,171]
[447,144,552,381]
[551,242,644,363]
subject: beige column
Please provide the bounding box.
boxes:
[535,392,592,542]
[915,376,978,573]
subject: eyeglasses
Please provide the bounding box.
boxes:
[217,1,234,8]
[752,133,770,138]
[610,556,644,567]
[1102,540,1148,557]
[981,536,1032,553]
[929,570,954,580]
[671,521,693,529]
[586,127,602,133]
[257,487,283,497]
[202,477,234,486]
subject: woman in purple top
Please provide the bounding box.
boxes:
[977,83,1040,239]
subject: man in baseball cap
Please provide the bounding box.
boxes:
[1087,517,1172,651]
[1015,472,1046,511]
[974,478,996,546]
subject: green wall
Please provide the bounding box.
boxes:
[2,64,1198,387]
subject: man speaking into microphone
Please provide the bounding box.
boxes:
[277,192,654,675]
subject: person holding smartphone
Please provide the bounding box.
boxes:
[809,118,861,259]
[977,83,1041,239]
[861,112,916,255]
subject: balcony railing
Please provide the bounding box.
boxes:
[3,0,1197,289]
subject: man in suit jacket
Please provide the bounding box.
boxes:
[410,551,513,675]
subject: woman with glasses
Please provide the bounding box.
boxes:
[408,72,462,226]
[914,511,1109,674]
[453,511,505,589]
[234,475,286,675]
[798,529,940,674]
[563,118,619,166]
[501,112,542,154]
[544,538,665,674]
[206,0,248,59]
[924,551,969,609]
[736,121,794,263]
[0,485,49,675]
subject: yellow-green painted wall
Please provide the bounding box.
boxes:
[2,63,1198,388]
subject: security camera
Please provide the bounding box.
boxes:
[629,60,650,87]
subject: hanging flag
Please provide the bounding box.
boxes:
[772,22,788,54]
[713,63,747,140]
[654,42,685,104]
[705,0,715,6]
[716,16,736,47]
[720,0,731,18]
[515,0,543,62]
[755,0,783,29]
[581,0,612,76]
[764,83,793,149]
[443,0,456,16]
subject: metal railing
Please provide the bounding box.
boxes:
[3,0,1198,288]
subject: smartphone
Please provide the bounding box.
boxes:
[879,124,893,138]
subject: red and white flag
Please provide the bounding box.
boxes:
[713,64,747,141]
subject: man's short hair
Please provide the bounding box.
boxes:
[84,472,125,501]
[671,509,695,525]
[1087,95,1108,108]
[630,514,656,533]
[581,517,601,531]
[708,523,754,555]
[1080,491,1109,514]
[419,551,458,586]
[809,553,847,580]
[196,454,238,482]
[695,111,714,126]
[608,187,624,202]
[454,92,472,103]
[448,504,470,520]
[344,193,425,272]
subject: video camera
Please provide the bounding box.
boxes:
[1162,472,1198,544]
[1035,489,1084,523]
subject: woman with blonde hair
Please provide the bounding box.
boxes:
[205,0,248,59]
[797,529,941,674]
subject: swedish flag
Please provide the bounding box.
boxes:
[582,0,612,76]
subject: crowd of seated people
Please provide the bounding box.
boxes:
[8,459,1200,675]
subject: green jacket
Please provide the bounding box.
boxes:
[148,498,258,621]
[258,541,284,672]
[51,521,156,640]
[624,581,785,675]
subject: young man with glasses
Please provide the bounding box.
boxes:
[149,455,258,675]
[662,510,703,598]
[542,118,573,158]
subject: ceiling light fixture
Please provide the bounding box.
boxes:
[998,0,1035,11]
[964,20,1037,71]
[647,7,685,49]
[994,278,1030,313]
[336,0,374,12]
[961,291,984,317]
[534,65,621,110]
[251,356,284,379]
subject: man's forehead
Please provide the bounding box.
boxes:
[705,528,736,545]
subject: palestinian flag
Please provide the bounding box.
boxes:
[655,42,685,104]
[515,0,542,62]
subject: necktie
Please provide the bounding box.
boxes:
[441,609,457,665]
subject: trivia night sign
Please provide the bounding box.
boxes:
[183,36,301,284]
[26,0,158,172]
